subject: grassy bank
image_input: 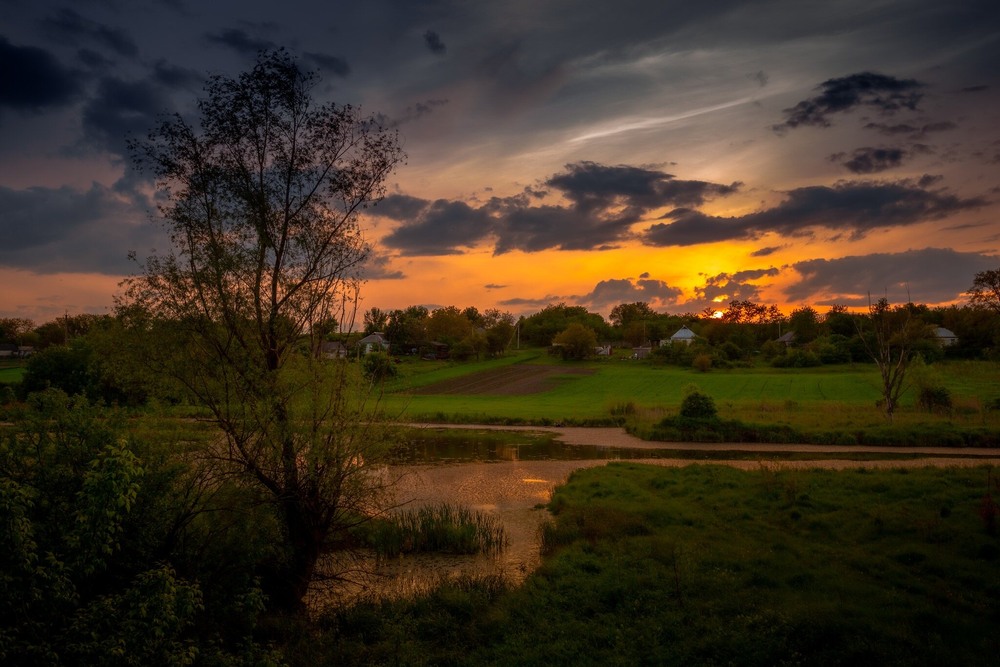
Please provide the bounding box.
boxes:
[309,463,1000,666]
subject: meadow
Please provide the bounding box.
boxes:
[0,362,25,386]
[380,351,1000,435]
[312,463,1000,666]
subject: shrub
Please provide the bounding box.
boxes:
[916,385,952,413]
[692,354,712,372]
[771,349,822,368]
[609,401,637,425]
[363,352,397,382]
[679,389,717,420]
[449,339,475,361]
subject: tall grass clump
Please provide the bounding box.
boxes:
[367,503,508,558]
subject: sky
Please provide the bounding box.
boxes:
[2,0,1000,324]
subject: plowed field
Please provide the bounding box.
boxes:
[408,364,594,396]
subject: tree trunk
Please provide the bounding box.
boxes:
[267,496,324,613]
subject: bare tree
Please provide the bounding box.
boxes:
[856,296,930,423]
[122,49,404,611]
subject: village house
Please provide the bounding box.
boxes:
[933,327,958,347]
[664,325,697,346]
[356,332,390,355]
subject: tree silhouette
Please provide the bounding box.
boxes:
[123,49,404,611]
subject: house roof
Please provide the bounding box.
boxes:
[357,332,388,345]
[933,327,957,339]
[776,331,796,343]
[670,325,697,340]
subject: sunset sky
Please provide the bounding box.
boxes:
[2,0,999,324]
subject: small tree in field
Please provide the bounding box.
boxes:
[856,296,931,423]
[553,323,597,360]
[123,50,404,611]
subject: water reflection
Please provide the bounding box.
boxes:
[313,428,629,610]
[391,427,678,463]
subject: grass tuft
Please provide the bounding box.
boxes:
[367,503,508,558]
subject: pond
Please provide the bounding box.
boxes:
[312,427,642,608]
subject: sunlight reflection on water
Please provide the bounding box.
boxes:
[310,455,615,610]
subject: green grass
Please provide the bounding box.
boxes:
[316,464,1000,666]
[381,354,1000,433]
[0,364,25,385]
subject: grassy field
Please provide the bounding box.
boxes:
[316,463,1000,666]
[381,353,1000,432]
[0,363,25,385]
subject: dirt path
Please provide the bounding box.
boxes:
[406,423,1000,459]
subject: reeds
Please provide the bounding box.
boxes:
[368,503,508,558]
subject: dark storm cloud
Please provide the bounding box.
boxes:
[774,72,924,132]
[685,268,779,310]
[575,277,682,311]
[492,162,739,254]
[206,28,277,57]
[0,183,162,274]
[864,121,957,139]
[40,8,138,57]
[303,51,350,77]
[380,162,740,255]
[643,181,986,247]
[424,30,446,55]
[549,162,740,212]
[381,199,494,255]
[401,98,449,122]
[0,37,82,111]
[750,245,783,257]
[77,48,112,70]
[151,60,204,89]
[359,250,404,280]
[498,295,565,309]
[79,76,173,158]
[833,147,907,174]
[786,248,1000,305]
[375,194,437,221]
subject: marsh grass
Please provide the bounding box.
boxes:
[312,464,1000,665]
[367,503,508,558]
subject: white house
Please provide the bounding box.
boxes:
[666,325,698,346]
[357,332,390,355]
[933,327,958,347]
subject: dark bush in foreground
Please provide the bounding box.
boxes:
[679,390,717,419]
